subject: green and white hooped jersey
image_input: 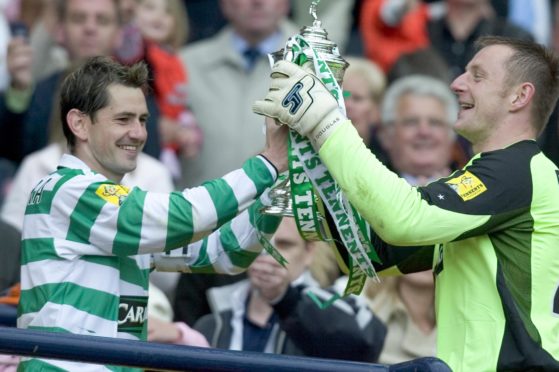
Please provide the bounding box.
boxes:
[320,123,559,372]
[18,154,278,371]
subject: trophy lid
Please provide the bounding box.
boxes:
[270,0,349,85]
[298,20,349,84]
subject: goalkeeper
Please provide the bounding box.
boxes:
[254,36,559,371]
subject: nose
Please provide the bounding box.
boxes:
[83,16,98,33]
[417,119,433,136]
[450,73,466,94]
[129,120,147,141]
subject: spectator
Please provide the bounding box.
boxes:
[134,0,203,179]
[378,74,457,182]
[194,217,386,362]
[0,0,161,165]
[360,0,533,79]
[343,56,388,164]
[0,220,20,292]
[147,283,210,347]
[177,0,296,188]
[387,46,451,84]
[172,0,298,326]
[359,0,434,73]
[428,0,533,79]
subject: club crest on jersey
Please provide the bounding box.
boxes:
[96,184,130,206]
[445,171,487,201]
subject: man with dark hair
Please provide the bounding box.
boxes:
[254,36,559,371]
[17,56,287,371]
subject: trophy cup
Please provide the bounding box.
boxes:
[261,0,349,217]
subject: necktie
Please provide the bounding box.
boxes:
[243,47,260,71]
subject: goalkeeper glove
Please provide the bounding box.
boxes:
[253,60,346,149]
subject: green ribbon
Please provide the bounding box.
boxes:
[281,35,381,296]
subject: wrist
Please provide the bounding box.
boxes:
[309,109,346,149]
[258,152,285,175]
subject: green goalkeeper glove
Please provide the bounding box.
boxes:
[253,60,346,149]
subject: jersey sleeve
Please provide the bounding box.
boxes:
[319,122,534,247]
[152,199,281,274]
[51,155,277,256]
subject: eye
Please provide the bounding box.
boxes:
[116,117,130,125]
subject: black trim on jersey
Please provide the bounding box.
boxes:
[418,141,538,215]
[325,213,433,275]
[495,263,559,371]
[370,232,434,274]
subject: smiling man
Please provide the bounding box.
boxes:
[17,56,287,371]
[379,74,458,184]
[254,36,559,371]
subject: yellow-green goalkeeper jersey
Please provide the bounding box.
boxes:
[18,154,280,371]
[320,122,559,372]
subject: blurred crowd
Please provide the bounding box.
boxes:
[1,0,559,369]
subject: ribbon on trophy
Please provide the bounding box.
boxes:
[279,34,381,296]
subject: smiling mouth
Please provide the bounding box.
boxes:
[118,145,139,151]
[460,102,474,110]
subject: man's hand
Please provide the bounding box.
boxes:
[147,317,180,343]
[248,254,290,303]
[260,116,288,172]
[253,60,346,149]
[7,38,33,91]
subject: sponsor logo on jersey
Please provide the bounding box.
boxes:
[96,184,130,206]
[118,296,148,336]
[445,171,487,201]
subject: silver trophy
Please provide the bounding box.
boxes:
[262,0,349,217]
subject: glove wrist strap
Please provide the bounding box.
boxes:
[309,109,345,149]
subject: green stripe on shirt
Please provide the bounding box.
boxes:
[202,178,238,228]
[66,181,107,244]
[21,238,60,265]
[243,157,275,195]
[165,192,194,249]
[189,239,215,273]
[219,222,259,268]
[113,190,147,256]
[20,282,119,321]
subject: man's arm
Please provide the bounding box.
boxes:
[47,155,278,257]
[0,38,34,163]
[152,199,281,274]
[254,61,533,247]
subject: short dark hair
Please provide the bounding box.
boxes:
[475,36,559,133]
[60,56,149,148]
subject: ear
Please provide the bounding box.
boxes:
[66,109,89,143]
[510,82,535,113]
